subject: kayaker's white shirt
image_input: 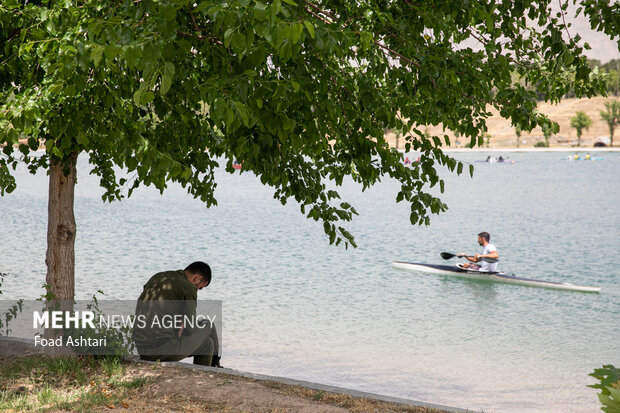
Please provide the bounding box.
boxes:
[480,243,498,272]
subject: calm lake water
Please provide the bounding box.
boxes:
[1,150,619,412]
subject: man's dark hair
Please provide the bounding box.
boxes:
[185,261,212,285]
[478,232,490,242]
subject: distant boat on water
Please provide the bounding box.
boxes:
[476,156,515,164]
[567,154,604,161]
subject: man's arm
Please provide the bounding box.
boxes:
[475,250,499,260]
[458,253,481,263]
[178,291,198,337]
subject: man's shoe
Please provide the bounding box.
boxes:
[211,355,223,368]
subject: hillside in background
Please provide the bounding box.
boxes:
[386,97,620,149]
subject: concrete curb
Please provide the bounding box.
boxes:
[0,336,45,355]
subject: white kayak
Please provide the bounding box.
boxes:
[391,261,601,293]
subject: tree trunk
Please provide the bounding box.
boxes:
[45,154,78,306]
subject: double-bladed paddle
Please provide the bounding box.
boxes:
[440,251,499,263]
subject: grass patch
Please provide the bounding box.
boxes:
[100,356,124,377]
[0,355,150,412]
[36,386,59,405]
[118,376,149,389]
[0,391,31,411]
[312,390,325,401]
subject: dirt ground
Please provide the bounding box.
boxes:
[110,362,448,413]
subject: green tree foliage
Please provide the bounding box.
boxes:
[0,273,23,336]
[0,0,611,299]
[606,70,620,96]
[570,111,592,146]
[541,123,557,147]
[601,60,620,96]
[589,365,620,413]
[589,59,620,96]
[602,60,620,72]
[600,100,620,146]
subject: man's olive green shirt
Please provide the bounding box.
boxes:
[133,270,198,345]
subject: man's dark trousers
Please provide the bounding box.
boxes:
[138,323,219,366]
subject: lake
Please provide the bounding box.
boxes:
[1,150,618,412]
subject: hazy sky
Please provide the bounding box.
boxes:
[559,3,619,63]
[454,3,619,64]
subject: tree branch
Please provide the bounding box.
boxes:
[558,0,573,42]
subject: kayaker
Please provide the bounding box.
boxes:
[459,232,499,271]
[133,261,222,367]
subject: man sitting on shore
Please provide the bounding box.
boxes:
[133,261,222,367]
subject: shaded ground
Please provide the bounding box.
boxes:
[0,354,455,413]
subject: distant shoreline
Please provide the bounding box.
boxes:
[385,97,620,150]
[397,146,620,153]
[440,147,620,153]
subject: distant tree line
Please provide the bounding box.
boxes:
[587,59,620,97]
[530,59,619,100]
[566,59,620,98]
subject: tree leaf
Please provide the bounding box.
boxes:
[194,1,210,12]
[141,91,154,105]
[160,62,175,95]
[234,101,250,127]
[124,46,141,68]
[224,28,236,48]
[303,21,315,38]
[90,45,104,67]
[132,88,143,105]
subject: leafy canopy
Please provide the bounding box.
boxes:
[0,0,609,246]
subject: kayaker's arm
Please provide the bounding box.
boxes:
[475,250,499,260]
[457,253,480,263]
